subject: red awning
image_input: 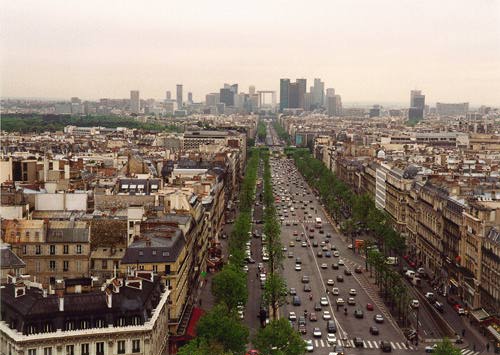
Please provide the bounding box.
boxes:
[186,307,205,338]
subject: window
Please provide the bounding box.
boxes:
[117,340,126,354]
[117,317,126,326]
[35,231,40,238]
[96,342,104,355]
[152,250,157,255]
[23,245,27,255]
[65,345,74,355]
[35,261,41,273]
[26,231,30,237]
[80,344,89,355]
[152,265,158,272]
[165,265,171,274]
[43,348,52,355]
[27,325,37,334]
[50,245,56,255]
[129,221,134,228]
[132,339,140,353]
[138,250,143,256]
[76,261,82,272]
[76,245,82,254]
[49,260,56,270]
[102,260,107,270]
[63,261,69,271]
[36,245,41,255]
[95,319,105,328]
[28,350,37,355]
[63,245,69,254]
[139,265,144,270]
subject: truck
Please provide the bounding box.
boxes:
[385,257,399,266]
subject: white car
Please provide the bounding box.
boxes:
[243,265,249,272]
[333,251,340,257]
[237,310,244,319]
[338,259,345,265]
[332,287,339,295]
[347,297,356,305]
[301,242,307,247]
[262,254,269,261]
[289,311,297,321]
[327,279,335,286]
[320,297,329,306]
[347,243,353,249]
[327,333,337,344]
[323,311,332,320]
[295,264,302,271]
[321,263,328,269]
[313,327,322,337]
[349,288,357,296]
[305,340,314,352]
[410,299,420,308]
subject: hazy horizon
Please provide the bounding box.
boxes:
[1,0,499,106]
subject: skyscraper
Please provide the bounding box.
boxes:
[249,85,256,95]
[288,82,300,108]
[279,78,290,111]
[130,90,140,114]
[410,90,425,109]
[326,88,336,98]
[187,92,193,104]
[312,78,325,107]
[296,78,307,109]
[176,84,183,108]
[166,91,171,100]
[220,84,238,107]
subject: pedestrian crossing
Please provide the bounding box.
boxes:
[311,339,414,350]
[460,349,480,355]
[282,219,315,224]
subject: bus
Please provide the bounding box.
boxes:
[315,217,322,228]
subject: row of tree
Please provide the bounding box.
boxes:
[289,148,412,326]
[272,121,290,145]
[179,149,261,355]
[257,120,267,142]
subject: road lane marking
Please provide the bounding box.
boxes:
[320,339,324,347]
[363,341,367,348]
[395,342,402,349]
[314,339,319,347]
[390,341,396,349]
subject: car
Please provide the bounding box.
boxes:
[354,309,364,318]
[322,246,329,251]
[327,279,335,286]
[349,289,357,296]
[454,304,465,315]
[366,303,374,311]
[425,344,438,353]
[289,287,297,295]
[425,292,435,301]
[243,265,249,272]
[374,314,384,323]
[289,311,297,320]
[301,242,307,247]
[282,246,287,252]
[295,264,302,271]
[323,311,332,320]
[317,251,323,257]
[302,275,310,283]
[309,312,317,321]
[313,327,322,337]
[353,337,364,347]
[303,284,312,292]
[336,297,345,305]
[289,241,295,247]
[293,296,301,306]
[325,251,332,258]
[355,266,363,273]
[288,251,294,258]
[338,259,345,265]
[410,299,420,308]
[332,263,339,270]
[295,257,302,264]
[312,241,319,247]
[347,297,356,305]
[296,236,302,242]
[380,341,392,352]
[344,269,352,276]
[326,333,337,344]
[246,350,259,355]
[434,301,444,313]
[314,303,322,311]
[320,297,329,306]
[370,326,379,335]
[332,287,340,295]
[336,275,344,282]
[293,230,298,236]
[327,320,337,333]
[321,263,328,269]
[326,233,332,238]
[331,245,337,250]
[333,251,340,257]
[347,243,353,249]
[299,323,307,334]
[333,344,345,355]
[305,340,314,352]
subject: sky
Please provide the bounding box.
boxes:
[1,0,499,106]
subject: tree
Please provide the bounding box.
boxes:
[196,304,249,355]
[263,273,288,320]
[253,318,306,355]
[433,338,462,355]
[178,339,235,355]
[212,265,248,312]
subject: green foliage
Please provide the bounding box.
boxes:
[433,339,462,355]
[253,318,306,355]
[263,274,288,320]
[212,264,248,312]
[0,114,183,133]
[257,120,267,141]
[272,121,291,145]
[196,305,249,355]
[178,339,235,355]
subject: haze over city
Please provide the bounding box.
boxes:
[1,0,500,105]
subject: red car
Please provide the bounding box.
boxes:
[246,351,259,355]
[366,303,374,311]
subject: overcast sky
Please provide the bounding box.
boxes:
[1,0,499,106]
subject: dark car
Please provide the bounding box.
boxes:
[298,316,306,325]
[326,233,332,238]
[355,266,363,274]
[332,263,339,270]
[325,251,332,258]
[354,309,364,318]
[370,326,379,335]
[380,341,392,352]
[296,257,302,264]
[434,301,444,313]
[314,303,322,311]
[312,241,319,247]
[353,337,364,347]
[337,275,344,282]
[317,251,323,257]
[292,296,301,306]
[344,268,352,276]
[327,320,337,333]
[299,323,307,334]
[303,284,312,292]
[333,345,345,355]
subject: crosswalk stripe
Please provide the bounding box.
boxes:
[326,341,330,347]
[314,340,318,347]
[461,350,475,355]
[401,343,407,349]
[373,341,379,348]
[395,342,402,349]
[363,341,367,348]
[349,340,355,347]
[390,341,396,349]
[320,340,324,347]
[367,340,373,348]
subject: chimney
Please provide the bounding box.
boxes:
[58,296,64,312]
[106,289,113,308]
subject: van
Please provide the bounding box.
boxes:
[293,296,301,306]
[327,320,337,333]
[405,270,415,279]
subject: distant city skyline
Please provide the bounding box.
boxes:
[1,0,499,106]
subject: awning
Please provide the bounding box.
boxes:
[487,326,500,342]
[471,308,490,322]
[186,307,205,338]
